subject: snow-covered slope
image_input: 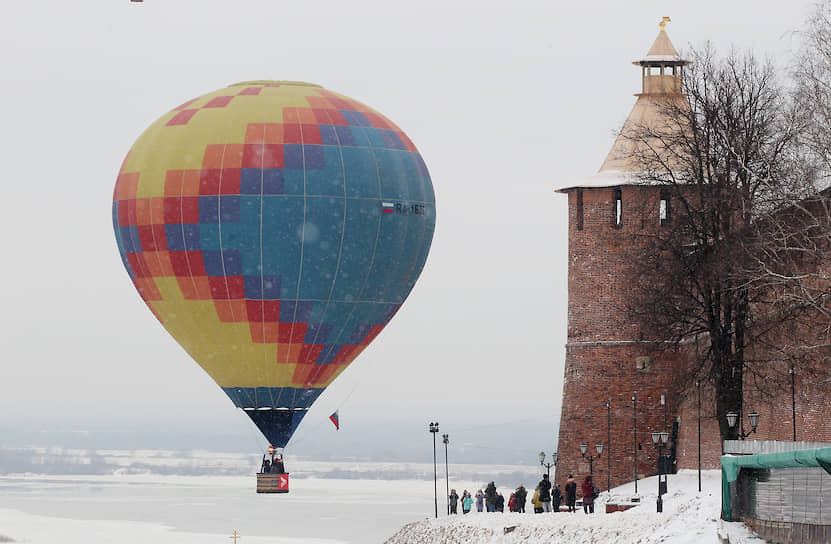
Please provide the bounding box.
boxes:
[384,470,759,543]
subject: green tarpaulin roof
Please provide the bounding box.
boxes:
[722,447,831,482]
[720,447,831,521]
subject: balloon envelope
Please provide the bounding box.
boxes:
[112,81,435,447]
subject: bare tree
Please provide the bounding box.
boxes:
[795,1,831,171]
[621,43,831,444]
[740,3,831,405]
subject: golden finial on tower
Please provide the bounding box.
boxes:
[659,16,671,31]
[230,530,241,544]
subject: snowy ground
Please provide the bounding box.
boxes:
[385,470,761,544]
[0,466,761,543]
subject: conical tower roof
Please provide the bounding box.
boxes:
[637,17,684,64]
[557,18,689,192]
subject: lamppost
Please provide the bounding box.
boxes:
[651,430,669,513]
[443,433,450,515]
[605,399,612,494]
[429,422,439,518]
[660,392,670,496]
[726,411,760,440]
[539,451,558,478]
[696,380,701,493]
[790,361,797,441]
[579,443,603,478]
[632,391,638,495]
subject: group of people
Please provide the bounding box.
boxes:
[259,454,286,474]
[447,483,509,514]
[532,473,599,514]
[448,474,600,515]
[448,489,475,514]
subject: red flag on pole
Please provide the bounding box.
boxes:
[329,411,340,430]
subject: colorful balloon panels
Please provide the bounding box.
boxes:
[112,81,435,446]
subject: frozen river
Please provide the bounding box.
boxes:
[0,473,487,543]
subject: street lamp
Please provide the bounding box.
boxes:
[442,433,450,515]
[790,362,797,441]
[651,430,669,513]
[660,393,669,496]
[696,380,701,493]
[429,422,439,518]
[539,451,558,479]
[726,411,760,440]
[579,443,603,478]
[605,399,612,494]
[632,391,638,495]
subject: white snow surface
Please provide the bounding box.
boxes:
[0,508,341,544]
[0,467,761,543]
[385,470,760,544]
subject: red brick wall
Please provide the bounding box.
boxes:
[565,186,666,343]
[560,184,831,483]
[556,185,685,491]
[674,359,831,471]
[554,343,684,491]
[675,382,722,470]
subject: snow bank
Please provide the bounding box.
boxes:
[384,470,760,543]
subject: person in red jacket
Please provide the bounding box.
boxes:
[581,475,596,514]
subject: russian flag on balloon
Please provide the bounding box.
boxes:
[329,411,340,430]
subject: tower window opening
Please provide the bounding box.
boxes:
[660,187,671,226]
[576,188,584,231]
[613,188,622,228]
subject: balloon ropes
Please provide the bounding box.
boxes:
[112,81,435,453]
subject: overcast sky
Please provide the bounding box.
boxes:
[0,1,819,458]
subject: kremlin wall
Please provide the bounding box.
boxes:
[553,21,831,491]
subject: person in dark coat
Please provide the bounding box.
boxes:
[564,475,578,513]
[537,474,552,512]
[552,484,562,512]
[449,489,459,514]
[484,481,498,512]
[495,492,505,512]
[581,475,595,514]
[261,457,271,473]
[273,454,286,474]
[514,484,527,513]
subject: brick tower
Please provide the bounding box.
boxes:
[553,19,689,493]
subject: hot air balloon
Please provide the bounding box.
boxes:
[112,81,435,488]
